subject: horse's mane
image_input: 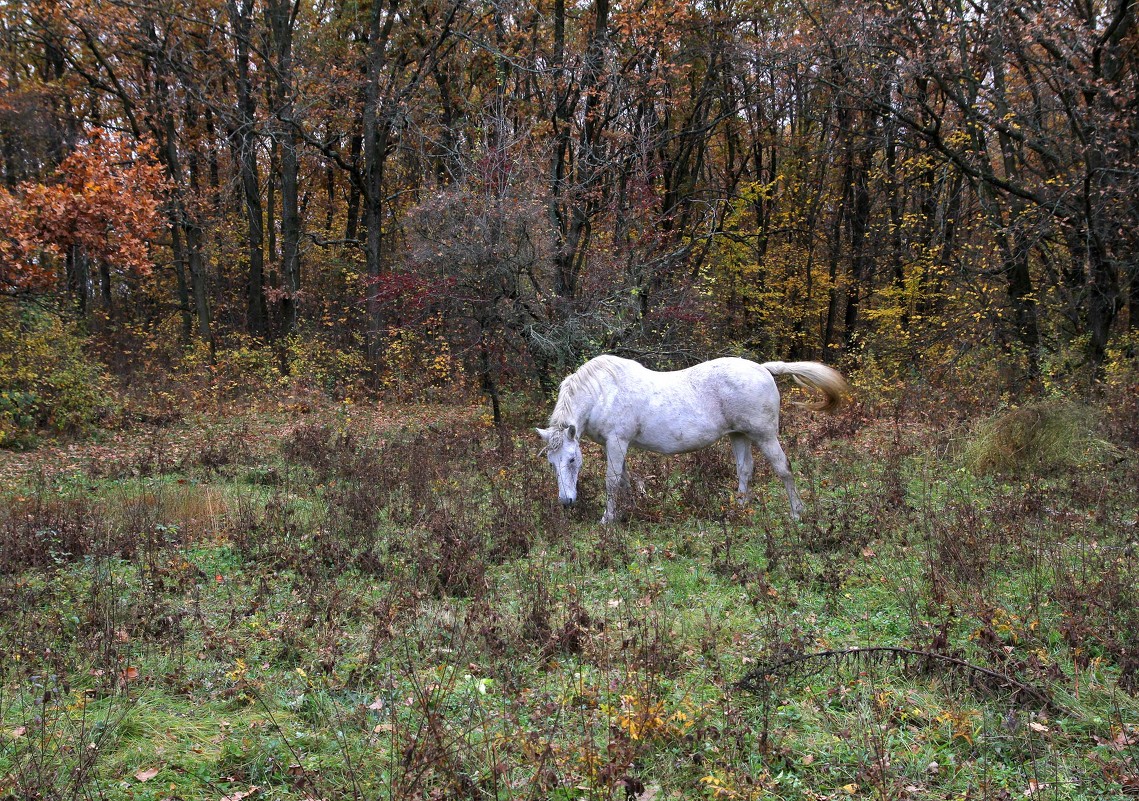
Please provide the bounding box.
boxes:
[548,355,626,430]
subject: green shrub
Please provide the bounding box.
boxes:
[962,400,1117,476]
[0,303,117,447]
[285,330,368,397]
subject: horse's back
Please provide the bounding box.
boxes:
[581,355,779,412]
[683,357,779,399]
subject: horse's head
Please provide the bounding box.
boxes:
[536,424,582,507]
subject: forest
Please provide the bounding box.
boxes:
[0,0,1135,426]
[2,1,1139,800]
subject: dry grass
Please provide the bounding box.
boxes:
[963,400,1120,475]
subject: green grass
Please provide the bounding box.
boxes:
[1,400,1137,800]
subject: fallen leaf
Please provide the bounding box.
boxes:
[9,726,26,738]
[367,696,384,711]
[135,767,159,782]
[1029,721,1049,733]
[1095,728,1139,750]
[220,786,260,801]
[637,784,661,801]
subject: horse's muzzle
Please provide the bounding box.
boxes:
[560,497,576,508]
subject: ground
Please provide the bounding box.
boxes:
[1,392,1137,800]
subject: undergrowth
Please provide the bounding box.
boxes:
[962,400,1119,476]
[0,394,1136,800]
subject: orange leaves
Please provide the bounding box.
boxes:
[0,190,44,290]
[0,128,169,293]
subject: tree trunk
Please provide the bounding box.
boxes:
[227,0,268,338]
[551,0,609,300]
[267,0,302,337]
[345,134,363,242]
[170,216,194,342]
[185,108,215,351]
[66,245,89,317]
[1083,231,1119,368]
[480,340,501,426]
[355,0,459,367]
[361,0,400,365]
[98,261,112,317]
[842,112,875,351]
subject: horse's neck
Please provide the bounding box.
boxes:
[550,394,588,432]
[551,373,604,432]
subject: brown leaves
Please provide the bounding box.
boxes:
[133,766,159,782]
[220,786,260,801]
[0,128,168,293]
[1094,726,1139,751]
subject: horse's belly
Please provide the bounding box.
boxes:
[631,420,725,455]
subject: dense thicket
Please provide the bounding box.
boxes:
[1,0,1136,404]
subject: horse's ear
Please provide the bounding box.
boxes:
[536,427,553,442]
[567,424,577,441]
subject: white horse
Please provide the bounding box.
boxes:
[536,355,849,524]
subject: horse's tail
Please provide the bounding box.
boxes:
[760,361,850,413]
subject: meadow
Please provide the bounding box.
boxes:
[1,386,1137,800]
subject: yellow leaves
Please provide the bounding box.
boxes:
[699,773,742,800]
[935,707,981,744]
[225,658,248,682]
[698,768,772,799]
[613,689,699,743]
[616,692,666,740]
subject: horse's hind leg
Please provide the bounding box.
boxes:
[730,433,755,503]
[755,434,804,521]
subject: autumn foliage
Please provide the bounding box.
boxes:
[0,129,166,294]
[0,0,1133,403]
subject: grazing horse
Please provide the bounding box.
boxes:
[536,355,848,524]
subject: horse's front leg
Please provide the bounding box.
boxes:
[601,439,629,525]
